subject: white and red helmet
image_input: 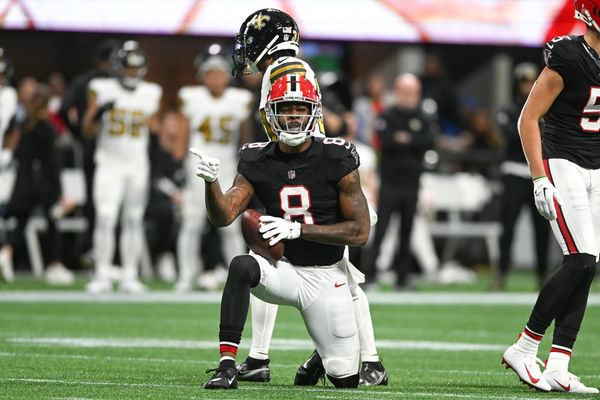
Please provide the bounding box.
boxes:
[265,74,321,146]
[575,0,600,32]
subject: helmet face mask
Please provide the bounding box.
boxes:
[232,8,300,78]
[266,74,321,147]
[575,0,600,32]
[111,40,147,89]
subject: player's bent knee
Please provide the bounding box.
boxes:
[326,373,359,388]
[228,255,260,287]
[322,356,357,380]
[564,253,597,281]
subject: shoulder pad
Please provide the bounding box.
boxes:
[319,136,358,160]
[239,141,273,161]
[543,35,581,75]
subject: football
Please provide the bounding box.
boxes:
[241,209,285,262]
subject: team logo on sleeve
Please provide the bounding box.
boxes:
[543,48,552,66]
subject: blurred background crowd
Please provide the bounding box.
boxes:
[0,27,564,292]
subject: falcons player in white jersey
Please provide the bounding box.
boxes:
[175,48,253,292]
[232,8,387,386]
[82,40,162,293]
[0,48,17,170]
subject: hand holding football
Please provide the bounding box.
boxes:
[241,209,284,262]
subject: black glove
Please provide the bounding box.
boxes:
[93,101,115,121]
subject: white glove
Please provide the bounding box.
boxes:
[368,205,378,226]
[259,215,302,246]
[533,176,563,220]
[189,147,220,183]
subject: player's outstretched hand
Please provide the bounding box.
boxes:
[190,147,220,183]
[259,215,301,246]
[533,176,562,220]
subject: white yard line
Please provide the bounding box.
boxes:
[5,337,506,351]
[4,351,600,380]
[2,290,600,305]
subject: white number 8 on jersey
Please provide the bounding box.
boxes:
[280,185,314,224]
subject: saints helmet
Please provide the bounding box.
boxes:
[265,74,321,147]
[194,43,231,81]
[233,8,299,78]
[111,40,147,89]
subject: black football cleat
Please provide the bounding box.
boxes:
[236,357,270,382]
[203,366,238,389]
[359,360,388,386]
[294,349,325,386]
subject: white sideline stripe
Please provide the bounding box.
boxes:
[0,378,573,400]
[5,337,506,351]
[3,290,600,305]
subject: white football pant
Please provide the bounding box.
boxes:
[544,158,600,258]
[250,252,359,378]
[93,159,148,281]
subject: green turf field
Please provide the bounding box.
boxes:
[1,271,600,399]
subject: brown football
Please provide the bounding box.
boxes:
[241,209,285,262]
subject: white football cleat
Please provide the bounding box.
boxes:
[174,279,194,293]
[543,369,599,393]
[86,278,113,294]
[119,279,147,294]
[45,262,75,285]
[502,345,551,392]
[197,271,220,291]
[157,253,176,283]
[0,248,15,283]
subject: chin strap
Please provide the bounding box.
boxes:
[279,131,308,147]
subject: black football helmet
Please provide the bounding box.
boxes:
[232,8,299,78]
[0,48,14,84]
[194,43,231,81]
[110,40,147,89]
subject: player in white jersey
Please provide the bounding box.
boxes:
[175,48,253,292]
[0,48,17,170]
[232,8,387,386]
[82,41,162,293]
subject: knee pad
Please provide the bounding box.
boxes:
[327,373,359,388]
[229,255,260,287]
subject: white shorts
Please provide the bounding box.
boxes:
[249,251,360,378]
[544,158,600,258]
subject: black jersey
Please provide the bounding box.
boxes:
[237,137,360,266]
[543,35,600,169]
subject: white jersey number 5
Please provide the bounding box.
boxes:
[581,87,600,132]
